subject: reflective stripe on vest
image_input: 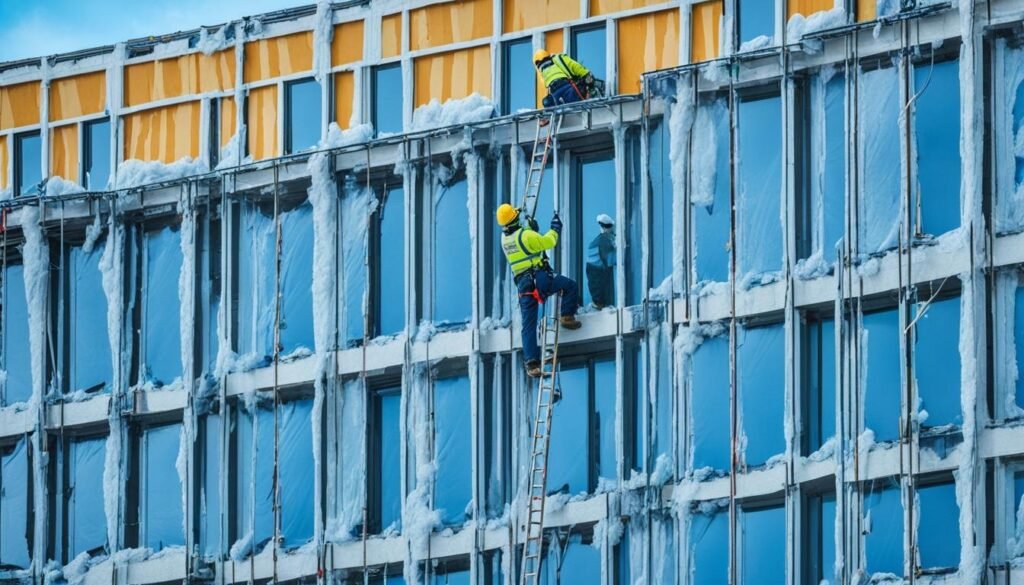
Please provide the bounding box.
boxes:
[501,228,545,275]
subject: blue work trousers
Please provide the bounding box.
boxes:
[517,269,579,362]
[543,80,585,108]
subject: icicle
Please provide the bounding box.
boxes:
[668,76,695,293]
[465,150,480,328]
[98,211,124,553]
[176,197,196,544]
[402,363,440,585]
[312,1,333,86]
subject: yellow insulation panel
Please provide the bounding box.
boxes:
[617,9,679,94]
[503,0,579,34]
[334,71,355,129]
[332,20,365,66]
[591,0,666,16]
[49,71,106,122]
[243,31,314,83]
[691,0,722,63]
[0,136,8,190]
[857,0,876,21]
[123,101,201,163]
[410,0,492,51]
[0,81,41,130]
[381,13,403,59]
[414,45,491,107]
[124,51,235,107]
[50,124,79,182]
[789,0,837,19]
[220,97,237,148]
[247,85,279,161]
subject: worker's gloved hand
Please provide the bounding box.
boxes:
[550,213,563,235]
[528,216,540,232]
[584,73,595,85]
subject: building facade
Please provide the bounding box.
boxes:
[0,0,1023,583]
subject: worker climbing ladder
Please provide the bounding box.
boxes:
[519,114,562,219]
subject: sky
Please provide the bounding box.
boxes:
[0,0,310,62]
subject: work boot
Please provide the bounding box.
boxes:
[559,315,582,330]
[526,360,543,378]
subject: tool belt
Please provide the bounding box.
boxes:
[548,77,571,92]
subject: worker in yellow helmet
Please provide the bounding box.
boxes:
[496,203,581,378]
[533,48,604,108]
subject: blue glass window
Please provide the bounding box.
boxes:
[803,316,836,454]
[143,225,183,386]
[649,326,673,472]
[0,439,30,569]
[594,357,617,482]
[236,202,276,363]
[15,132,41,197]
[198,215,221,376]
[336,379,366,539]
[742,505,786,583]
[805,71,845,265]
[737,93,783,286]
[913,296,961,429]
[693,98,731,285]
[654,514,677,584]
[199,414,222,558]
[541,535,600,584]
[376,388,402,532]
[84,119,111,190]
[502,38,536,114]
[342,181,371,345]
[690,508,728,584]
[483,358,511,518]
[859,65,901,254]
[3,264,31,405]
[864,308,901,442]
[863,480,903,576]
[376,184,405,336]
[739,0,774,46]
[913,58,961,237]
[139,423,184,551]
[1015,471,1024,542]
[1016,284,1024,410]
[739,323,785,466]
[549,365,589,495]
[577,153,616,308]
[279,202,314,354]
[232,403,275,556]
[571,25,606,83]
[67,243,112,394]
[691,334,730,471]
[805,493,836,585]
[67,436,106,558]
[285,78,322,154]
[373,64,403,137]
[280,398,314,548]
[432,567,471,585]
[254,406,275,551]
[433,175,471,325]
[917,481,959,570]
[648,118,673,295]
[434,375,472,526]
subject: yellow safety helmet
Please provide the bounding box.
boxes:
[496,203,520,226]
[532,49,550,64]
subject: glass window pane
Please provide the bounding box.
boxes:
[377,185,405,336]
[0,439,31,569]
[373,64,403,137]
[864,308,901,443]
[255,407,275,551]
[690,508,728,584]
[237,203,276,363]
[69,436,106,558]
[804,317,836,454]
[16,132,41,197]
[742,505,786,584]
[863,480,903,576]
[544,535,599,584]
[917,482,959,570]
[280,398,314,548]
[805,493,837,584]
[141,423,184,551]
[807,72,846,265]
[571,25,606,82]
[648,118,673,294]
[1014,471,1024,545]
[1016,284,1024,410]
[691,334,730,471]
[84,119,111,190]
[286,79,322,154]
[549,365,589,494]
[343,181,372,345]
[858,65,901,254]
[914,296,961,429]
[337,379,366,538]
[913,58,961,237]
[433,568,471,585]
[200,414,222,558]
[434,376,472,525]
[483,359,510,519]
[739,323,785,466]
[650,324,673,471]
[738,0,774,45]
[69,243,112,394]
[693,98,731,286]
[143,226,183,386]
[378,389,402,532]
[503,39,535,114]
[653,514,676,584]
[280,202,315,355]
[737,93,783,286]
[595,357,617,482]
[433,176,471,325]
[579,153,616,308]
[232,405,253,553]
[3,264,32,405]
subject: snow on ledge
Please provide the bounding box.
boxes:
[786,7,847,41]
[116,157,208,190]
[410,93,495,133]
[738,34,775,53]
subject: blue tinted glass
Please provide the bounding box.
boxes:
[807,318,836,453]
[859,66,901,254]
[808,73,846,264]
[378,185,405,336]
[691,510,728,584]
[655,515,676,584]
[1017,286,1024,409]
[286,79,322,154]
[433,569,470,585]
[737,94,783,284]
[234,406,253,549]
[649,118,673,292]
[338,380,366,538]
[549,365,589,494]
[16,132,41,197]
[237,204,276,361]
[652,327,673,467]
[571,26,606,82]
[343,183,370,345]
[70,436,106,557]
[558,538,600,582]
[579,154,616,308]
[917,482,959,569]
[864,309,901,442]
[503,39,536,114]
[616,528,631,585]
[254,407,275,551]
[0,439,30,568]
[142,423,184,551]
[280,203,315,354]
[1015,472,1024,527]
[694,99,731,284]
[379,390,402,531]
[373,64,403,136]
[625,127,644,306]
[85,119,111,190]
[3,264,32,405]
[742,505,786,584]
[1015,50,1024,189]
[739,0,774,44]
[434,177,472,324]
[914,296,961,428]
[595,358,617,481]
[739,323,785,466]
[70,243,111,393]
[435,376,472,525]
[144,226,183,385]
[200,414,221,558]
[819,494,837,584]
[913,59,961,237]
[692,335,730,471]
[200,219,220,375]
[864,482,903,576]
[280,399,314,547]
[387,576,407,585]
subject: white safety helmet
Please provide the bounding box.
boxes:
[596,214,614,228]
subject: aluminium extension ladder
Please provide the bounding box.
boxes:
[519,114,563,218]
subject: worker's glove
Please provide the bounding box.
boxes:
[583,73,595,85]
[528,216,540,232]
[550,213,563,235]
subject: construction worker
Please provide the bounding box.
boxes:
[533,49,603,108]
[496,203,581,378]
[585,214,615,309]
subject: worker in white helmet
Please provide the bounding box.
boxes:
[585,214,616,309]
